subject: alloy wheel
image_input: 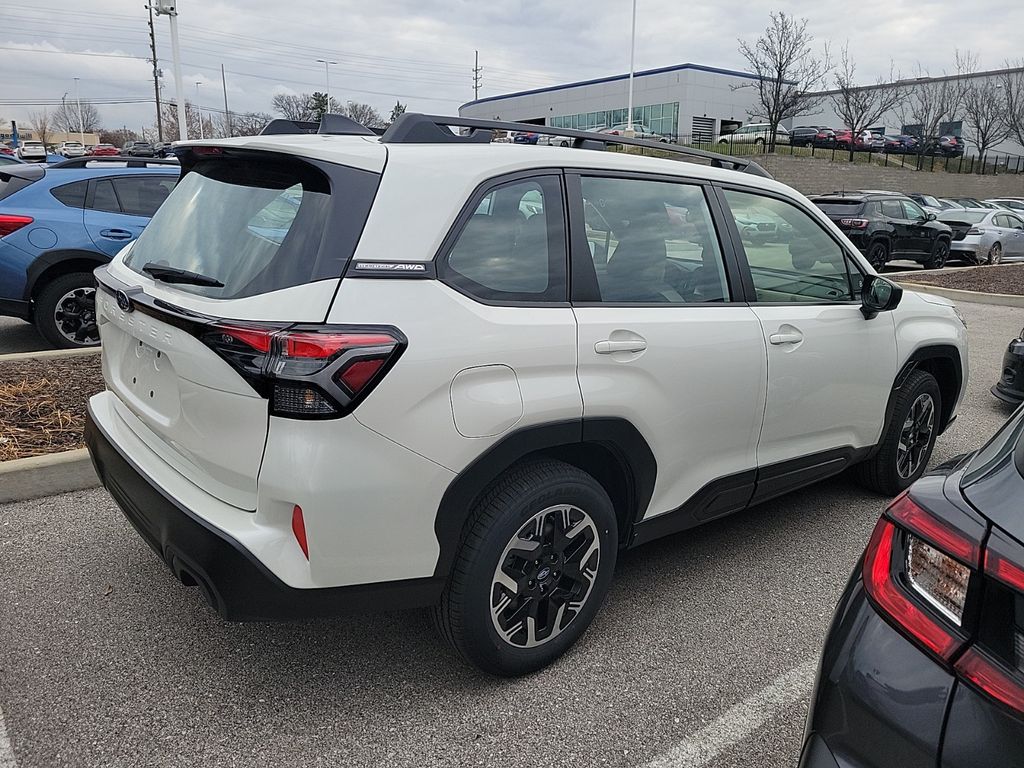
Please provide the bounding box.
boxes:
[868,243,888,270]
[897,393,935,479]
[490,504,600,648]
[53,286,99,345]
[989,242,1003,265]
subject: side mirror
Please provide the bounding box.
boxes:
[927,213,937,221]
[861,274,903,319]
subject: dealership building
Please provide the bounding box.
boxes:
[459,62,770,142]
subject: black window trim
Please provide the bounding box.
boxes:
[431,167,571,308]
[565,167,749,307]
[713,182,868,306]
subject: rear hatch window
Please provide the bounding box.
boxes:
[123,152,378,298]
[814,199,865,216]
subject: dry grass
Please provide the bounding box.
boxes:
[0,354,104,461]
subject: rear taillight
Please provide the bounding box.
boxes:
[863,493,1024,719]
[863,493,980,662]
[839,218,869,229]
[967,228,986,236]
[203,323,405,419]
[0,214,33,237]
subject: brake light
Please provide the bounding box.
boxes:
[955,648,1024,717]
[985,545,1024,592]
[888,493,980,564]
[202,323,405,419]
[863,517,966,660]
[839,218,869,229]
[192,146,223,155]
[0,214,33,237]
[967,228,986,236]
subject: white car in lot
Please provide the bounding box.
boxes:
[15,141,46,161]
[85,114,968,676]
[719,123,790,146]
[58,141,86,158]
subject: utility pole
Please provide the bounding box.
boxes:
[473,50,482,100]
[221,63,231,137]
[316,59,337,110]
[74,76,84,143]
[626,0,636,135]
[195,82,204,139]
[146,3,163,141]
[153,0,187,142]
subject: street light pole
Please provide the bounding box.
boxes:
[154,0,188,142]
[73,76,84,143]
[195,82,204,139]
[626,0,636,135]
[316,59,337,110]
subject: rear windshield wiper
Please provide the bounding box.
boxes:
[142,262,224,287]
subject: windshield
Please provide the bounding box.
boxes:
[124,154,379,299]
[964,405,1024,484]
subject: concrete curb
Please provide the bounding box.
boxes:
[898,281,1024,308]
[0,347,101,363]
[0,449,99,504]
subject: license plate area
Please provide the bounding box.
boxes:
[115,337,182,425]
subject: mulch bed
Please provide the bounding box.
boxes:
[0,354,104,461]
[901,263,1024,296]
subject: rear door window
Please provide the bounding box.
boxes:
[124,154,376,300]
[442,175,566,303]
[112,176,176,216]
[91,180,121,213]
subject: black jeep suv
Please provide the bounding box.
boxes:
[811,192,953,270]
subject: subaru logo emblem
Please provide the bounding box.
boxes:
[115,290,133,313]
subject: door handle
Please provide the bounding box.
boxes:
[100,228,133,240]
[595,339,647,354]
[769,331,803,345]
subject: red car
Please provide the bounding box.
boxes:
[0,145,14,156]
[89,144,120,156]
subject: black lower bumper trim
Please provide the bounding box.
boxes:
[992,384,1024,405]
[0,297,31,321]
[85,408,443,621]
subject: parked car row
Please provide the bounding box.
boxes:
[811,191,1024,268]
[789,125,965,156]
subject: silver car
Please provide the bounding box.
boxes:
[599,123,669,142]
[939,209,1024,264]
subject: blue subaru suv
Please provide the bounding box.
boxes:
[0,160,178,347]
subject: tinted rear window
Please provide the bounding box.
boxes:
[940,211,986,224]
[813,199,865,215]
[124,154,378,299]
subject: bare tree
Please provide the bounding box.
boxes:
[99,128,138,146]
[389,101,406,125]
[896,55,970,155]
[961,79,1013,158]
[999,60,1024,152]
[735,12,831,151]
[342,101,385,128]
[220,111,272,137]
[52,100,101,134]
[159,101,217,141]
[272,93,316,121]
[27,109,52,147]
[830,45,904,159]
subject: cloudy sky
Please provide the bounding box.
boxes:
[2,0,1022,134]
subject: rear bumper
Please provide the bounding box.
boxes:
[85,402,445,620]
[992,340,1024,404]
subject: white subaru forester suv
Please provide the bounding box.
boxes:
[85,114,968,676]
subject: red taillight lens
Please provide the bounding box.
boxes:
[863,517,965,661]
[0,214,33,237]
[985,541,1024,593]
[291,505,309,559]
[955,647,1024,717]
[202,323,405,419]
[839,218,869,229]
[888,492,980,565]
[192,146,223,155]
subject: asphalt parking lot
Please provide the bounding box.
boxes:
[0,318,45,356]
[0,300,1020,768]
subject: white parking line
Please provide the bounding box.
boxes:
[642,659,817,768]
[0,704,16,768]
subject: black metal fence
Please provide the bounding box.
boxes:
[658,130,1024,175]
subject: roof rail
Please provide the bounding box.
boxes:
[380,113,772,177]
[48,156,179,168]
[260,113,376,137]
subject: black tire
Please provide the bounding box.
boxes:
[35,272,100,349]
[921,238,950,270]
[433,459,618,676]
[988,242,1003,265]
[866,240,889,271]
[856,370,942,496]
